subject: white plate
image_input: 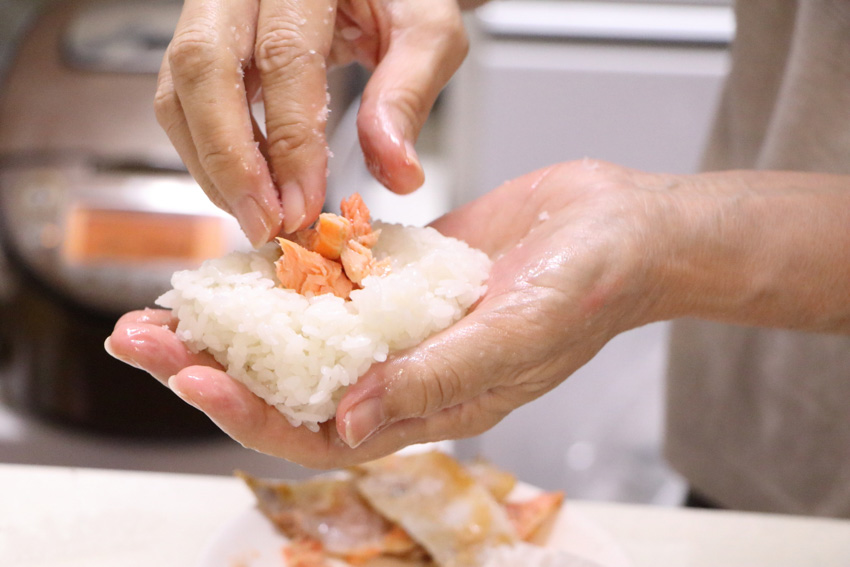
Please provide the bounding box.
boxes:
[199,484,632,567]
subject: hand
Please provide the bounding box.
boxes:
[155,0,469,245]
[107,160,665,468]
[335,160,665,450]
[333,162,850,455]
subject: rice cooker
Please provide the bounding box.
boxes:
[0,0,251,437]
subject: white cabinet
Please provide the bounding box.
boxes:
[446,1,733,202]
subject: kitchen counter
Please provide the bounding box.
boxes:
[2,463,849,566]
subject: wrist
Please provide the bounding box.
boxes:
[632,171,752,327]
[550,164,685,336]
[580,169,723,332]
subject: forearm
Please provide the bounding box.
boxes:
[648,170,850,333]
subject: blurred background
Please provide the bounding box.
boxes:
[0,0,732,505]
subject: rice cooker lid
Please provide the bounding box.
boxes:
[0,1,251,315]
[0,156,250,315]
[0,0,183,167]
[63,0,182,74]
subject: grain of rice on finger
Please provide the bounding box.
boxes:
[156,195,492,431]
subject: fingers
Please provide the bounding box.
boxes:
[108,312,341,467]
[154,56,224,212]
[157,0,284,246]
[167,366,429,469]
[107,308,515,468]
[113,307,177,330]
[158,0,471,245]
[357,0,468,193]
[255,0,338,233]
[107,311,334,467]
[107,311,392,468]
[165,366,321,455]
[335,307,521,448]
[107,309,221,383]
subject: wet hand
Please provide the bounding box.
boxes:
[107,161,671,468]
[107,308,398,468]
[335,160,670,451]
[108,159,850,467]
[156,0,469,246]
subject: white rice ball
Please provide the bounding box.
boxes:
[156,222,491,432]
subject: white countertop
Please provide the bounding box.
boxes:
[2,463,850,567]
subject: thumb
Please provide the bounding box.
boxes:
[335,313,511,449]
[356,2,467,194]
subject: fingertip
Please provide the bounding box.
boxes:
[336,365,390,448]
[104,336,142,370]
[302,172,326,225]
[396,139,426,194]
[338,397,386,449]
[233,192,285,247]
[279,162,326,234]
[281,181,307,234]
[103,335,116,358]
[106,321,141,355]
[171,367,281,445]
[169,368,250,418]
[167,374,200,410]
[357,111,425,194]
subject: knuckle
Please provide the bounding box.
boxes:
[419,4,469,57]
[441,10,469,55]
[394,85,426,119]
[394,360,433,418]
[373,85,428,133]
[153,79,183,135]
[452,27,470,61]
[254,27,311,76]
[152,85,176,129]
[197,142,244,180]
[265,119,314,158]
[407,353,462,417]
[167,28,219,75]
[454,404,493,438]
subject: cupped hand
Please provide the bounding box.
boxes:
[334,160,669,452]
[108,160,674,468]
[156,0,468,245]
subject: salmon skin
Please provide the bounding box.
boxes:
[240,453,566,566]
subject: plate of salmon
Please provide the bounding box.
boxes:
[199,451,631,567]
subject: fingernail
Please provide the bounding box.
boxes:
[342,398,385,449]
[404,139,421,170]
[403,139,425,190]
[103,336,117,358]
[233,195,274,247]
[365,154,392,188]
[281,181,307,234]
[103,336,142,370]
[167,375,200,410]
